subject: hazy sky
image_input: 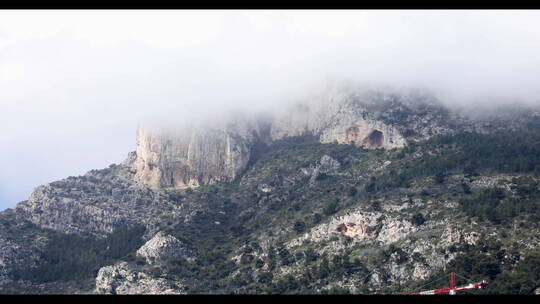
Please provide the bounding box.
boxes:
[2,10,540,210]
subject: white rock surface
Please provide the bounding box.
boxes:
[95,262,185,294]
[132,87,450,190]
[288,209,417,248]
[136,231,193,264]
[270,88,407,150]
[133,118,261,189]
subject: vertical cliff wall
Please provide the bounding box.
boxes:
[132,119,262,189]
[130,87,454,190]
[269,87,408,149]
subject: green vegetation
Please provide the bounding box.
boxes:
[11,225,146,284]
[368,130,540,195]
[411,213,425,226]
[4,127,540,294]
[459,180,540,224]
[402,238,540,295]
[403,130,540,177]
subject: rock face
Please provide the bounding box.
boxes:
[14,164,173,236]
[19,184,134,235]
[132,119,262,189]
[13,163,196,237]
[95,232,192,294]
[308,155,341,186]
[95,262,184,294]
[288,209,417,249]
[131,87,452,190]
[136,232,193,264]
[269,87,410,149]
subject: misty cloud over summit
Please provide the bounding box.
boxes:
[1,10,540,209]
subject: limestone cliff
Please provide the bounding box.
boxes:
[270,86,451,149]
[132,119,263,189]
[131,87,453,190]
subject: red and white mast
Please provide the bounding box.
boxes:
[407,272,488,295]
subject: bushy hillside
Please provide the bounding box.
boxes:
[2,105,540,294]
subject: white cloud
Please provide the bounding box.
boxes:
[1,10,540,209]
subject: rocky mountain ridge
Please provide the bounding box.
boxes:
[131,87,455,191]
[2,87,540,294]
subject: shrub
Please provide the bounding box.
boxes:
[293,221,306,234]
[411,213,425,226]
[324,201,339,216]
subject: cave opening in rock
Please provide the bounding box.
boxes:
[367,130,384,148]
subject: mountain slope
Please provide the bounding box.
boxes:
[2,88,540,294]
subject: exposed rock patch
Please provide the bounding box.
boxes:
[133,119,262,189]
[308,155,341,186]
[132,87,455,190]
[14,163,193,236]
[270,88,408,150]
[288,209,417,248]
[95,262,185,294]
[136,231,193,264]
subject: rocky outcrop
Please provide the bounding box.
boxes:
[307,155,341,186]
[129,87,460,190]
[95,262,185,294]
[18,184,136,235]
[269,87,409,149]
[136,232,193,264]
[283,207,469,291]
[95,232,192,294]
[15,164,187,236]
[130,87,456,190]
[288,209,417,249]
[132,119,262,189]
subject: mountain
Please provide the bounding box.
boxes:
[2,86,540,294]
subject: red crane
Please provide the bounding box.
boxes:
[407,272,488,295]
